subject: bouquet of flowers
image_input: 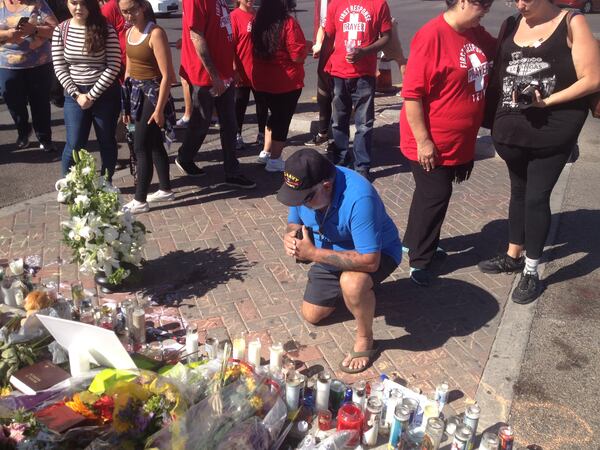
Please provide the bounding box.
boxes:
[0,409,44,449]
[59,150,146,285]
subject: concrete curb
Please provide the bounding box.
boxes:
[475,162,572,430]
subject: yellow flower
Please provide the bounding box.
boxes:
[249,395,263,411]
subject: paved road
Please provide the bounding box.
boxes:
[0,2,599,208]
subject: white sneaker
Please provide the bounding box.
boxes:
[146,190,175,203]
[257,150,271,164]
[265,157,285,172]
[235,133,245,150]
[256,132,265,146]
[123,199,149,214]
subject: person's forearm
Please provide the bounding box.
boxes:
[543,77,600,107]
[361,32,390,55]
[315,26,325,46]
[190,30,219,81]
[34,24,55,39]
[155,77,171,115]
[311,248,379,272]
[404,98,431,145]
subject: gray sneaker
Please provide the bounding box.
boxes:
[512,272,543,304]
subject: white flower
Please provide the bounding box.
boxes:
[74,195,90,207]
[82,167,92,175]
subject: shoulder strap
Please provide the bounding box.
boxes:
[59,18,70,44]
[565,10,578,47]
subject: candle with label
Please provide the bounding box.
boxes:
[315,371,331,412]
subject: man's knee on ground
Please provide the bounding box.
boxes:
[301,301,334,325]
[340,271,373,302]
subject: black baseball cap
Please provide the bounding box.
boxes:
[276,148,335,206]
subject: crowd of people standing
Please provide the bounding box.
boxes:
[1,0,599,324]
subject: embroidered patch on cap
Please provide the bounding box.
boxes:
[284,172,301,189]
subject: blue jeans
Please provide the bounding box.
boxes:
[178,84,240,176]
[62,83,120,180]
[0,63,52,143]
[331,76,375,172]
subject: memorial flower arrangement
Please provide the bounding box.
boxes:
[0,409,43,449]
[59,150,147,285]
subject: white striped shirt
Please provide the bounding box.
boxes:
[52,20,121,100]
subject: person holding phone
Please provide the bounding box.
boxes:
[0,0,58,151]
[278,148,402,374]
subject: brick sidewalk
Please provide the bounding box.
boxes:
[0,93,516,417]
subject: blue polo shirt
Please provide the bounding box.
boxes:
[287,166,402,266]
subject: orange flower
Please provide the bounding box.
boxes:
[65,393,99,420]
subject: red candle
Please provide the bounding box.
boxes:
[336,402,364,446]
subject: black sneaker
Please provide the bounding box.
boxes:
[39,141,56,152]
[305,133,329,147]
[410,268,430,287]
[175,158,206,177]
[16,135,30,149]
[225,174,256,189]
[478,254,525,274]
[512,272,543,304]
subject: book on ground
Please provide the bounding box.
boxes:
[9,360,70,395]
[35,403,87,433]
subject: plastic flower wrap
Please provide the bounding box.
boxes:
[59,149,147,285]
[146,366,287,450]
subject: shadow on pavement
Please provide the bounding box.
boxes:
[376,277,500,352]
[131,245,254,305]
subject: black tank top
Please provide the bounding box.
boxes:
[491,14,588,148]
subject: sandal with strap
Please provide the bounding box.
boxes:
[338,343,380,374]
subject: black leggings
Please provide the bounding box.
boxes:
[254,88,302,141]
[317,68,332,135]
[134,93,171,202]
[234,86,268,135]
[495,141,572,260]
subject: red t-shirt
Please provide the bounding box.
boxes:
[400,15,496,166]
[180,0,234,87]
[252,16,306,94]
[101,0,126,70]
[230,8,254,88]
[324,0,392,78]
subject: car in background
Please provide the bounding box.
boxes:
[147,0,179,15]
[556,0,600,13]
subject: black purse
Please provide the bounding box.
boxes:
[481,14,519,130]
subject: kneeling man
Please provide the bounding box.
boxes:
[277,149,402,373]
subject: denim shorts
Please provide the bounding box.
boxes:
[303,253,399,308]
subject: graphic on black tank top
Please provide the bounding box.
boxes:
[500,49,557,109]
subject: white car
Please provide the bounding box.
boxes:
[147,0,179,15]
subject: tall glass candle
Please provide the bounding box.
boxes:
[132,307,146,344]
[269,342,284,372]
[315,371,331,412]
[205,336,219,360]
[186,325,199,362]
[247,337,262,367]
[336,402,364,447]
[232,331,246,360]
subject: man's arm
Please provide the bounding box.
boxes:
[189,29,226,95]
[347,30,391,64]
[290,225,381,272]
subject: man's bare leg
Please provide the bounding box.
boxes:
[340,271,375,371]
[301,301,336,324]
